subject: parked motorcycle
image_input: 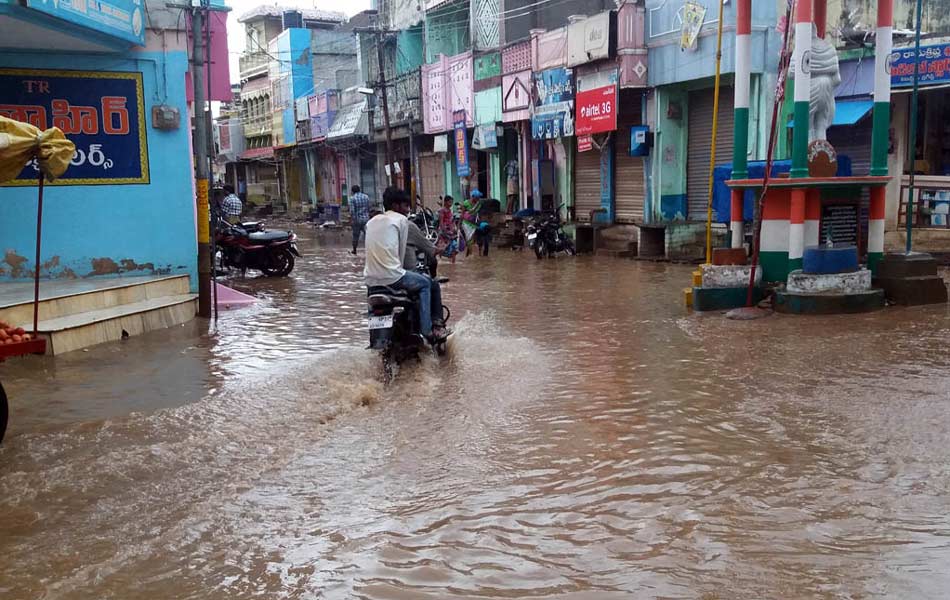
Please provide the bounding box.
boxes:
[528,207,576,259]
[214,217,301,277]
[366,250,450,379]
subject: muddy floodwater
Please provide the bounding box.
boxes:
[3,230,950,599]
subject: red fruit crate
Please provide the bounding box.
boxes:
[0,338,47,359]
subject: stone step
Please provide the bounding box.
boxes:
[0,275,190,327]
[877,252,941,278]
[17,294,198,355]
[774,288,885,315]
[595,249,636,258]
[876,275,948,306]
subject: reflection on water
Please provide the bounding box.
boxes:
[2,229,950,599]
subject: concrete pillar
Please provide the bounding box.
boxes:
[805,189,821,247]
[791,0,813,178]
[790,188,806,271]
[731,190,744,248]
[868,0,893,272]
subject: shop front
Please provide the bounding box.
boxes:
[501,40,533,211]
[532,66,575,213]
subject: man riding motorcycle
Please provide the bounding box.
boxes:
[364,187,449,342]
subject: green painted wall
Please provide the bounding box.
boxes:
[425,2,471,64]
[396,26,424,75]
[474,88,502,125]
[654,86,689,220]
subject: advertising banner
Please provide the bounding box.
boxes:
[26,0,145,45]
[0,68,149,185]
[532,67,574,140]
[890,43,950,87]
[453,110,470,177]
[577,134,593,152]
[575,84,617,136]
[680,2,706,51]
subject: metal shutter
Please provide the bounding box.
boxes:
[418,154,446,205]
[360,157,377,206]
[574,144,602,222]
[687,87,735,221]
[828,120,872,176]
[615,93,645,223]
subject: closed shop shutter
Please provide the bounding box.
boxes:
[687,87,735,221]
[418,154,446,204]
[360,157,377,206]
[575,144,602,222]
[615,91,645,223]
[828,120,872,176]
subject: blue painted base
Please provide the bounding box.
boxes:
[803,245,859,274]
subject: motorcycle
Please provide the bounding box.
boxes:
[528,206,576,259]
[410,205,439,244]
[214,216,301,277]
[366,249,451,379]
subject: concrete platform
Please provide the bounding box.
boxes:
[774,288,885,314]
[786,269,872,294]
[875,253,949,306]
[692,286,765,312]
[701,264,762,288]
[0,275,196,355]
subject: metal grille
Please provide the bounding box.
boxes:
[503,41,531,73]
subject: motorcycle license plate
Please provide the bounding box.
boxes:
[368,315,394,329]
[527,233,538,241]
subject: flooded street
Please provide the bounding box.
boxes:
[3,229,950,599]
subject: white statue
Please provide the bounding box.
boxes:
[807,24,841,141]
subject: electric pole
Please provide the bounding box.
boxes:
[191,5,212,318]
[375,29,395,184]
[168,0,230,318]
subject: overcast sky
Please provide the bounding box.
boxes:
[225,0,372,84]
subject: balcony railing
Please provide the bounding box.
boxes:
[242,115,273,136]
[239,52,270,79]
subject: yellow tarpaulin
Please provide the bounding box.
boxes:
[0,115,75,184]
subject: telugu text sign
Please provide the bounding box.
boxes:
[890,43,950,87]
[0,68,149,186]
[532,67,574,140]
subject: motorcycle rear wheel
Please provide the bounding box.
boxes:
[261,248,295,277]
[0,381,7,445]
[534,241,545,260]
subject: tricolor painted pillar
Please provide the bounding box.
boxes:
[805,189,821,247]
[790,0,812,179]
[790,189,806,271]
[868,0,893,272]
[731,0,752,249]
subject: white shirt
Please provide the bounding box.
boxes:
[364,210,408,287]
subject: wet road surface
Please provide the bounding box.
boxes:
[3,229,950,599]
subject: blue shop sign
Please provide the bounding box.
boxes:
[532,67,574,140]
[454,110,470,177]
[0,68,149,185]
[890,43,950,87]
[26,0,145,46]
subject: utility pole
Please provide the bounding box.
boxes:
[168,0,229,319]
[191,4,212,318]
[375,29,395,185]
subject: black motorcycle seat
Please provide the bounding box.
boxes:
[367,285,410,297]
[241,221,262,230]
[248,230,291,242]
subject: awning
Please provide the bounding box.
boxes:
[327,101,368,140]
[240,147,274,160]
[787,99,874,129]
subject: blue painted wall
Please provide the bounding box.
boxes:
[275,28,314,146]
[0,50,198,289]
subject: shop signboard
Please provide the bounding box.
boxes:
[575,82,617,136]
[890,43,950,87]
[532,67,574,140]
[447,53,474,127]
[453,110,470,177]
[0,68,148,185]
[567,11,614,67]
[25,0,145,45]
[577,134,593,152]
[472,124,498,150]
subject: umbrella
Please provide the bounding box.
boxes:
[0,116,76,337]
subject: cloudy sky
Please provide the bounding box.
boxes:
[225,0,372,84]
